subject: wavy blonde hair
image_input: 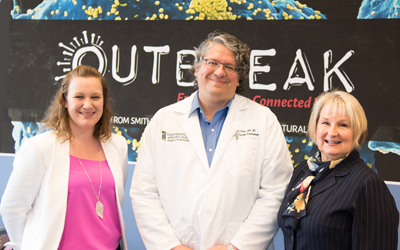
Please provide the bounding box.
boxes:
[41,65,113,142]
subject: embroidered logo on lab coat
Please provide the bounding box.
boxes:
[161,131,189,142]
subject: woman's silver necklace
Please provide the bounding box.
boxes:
[71,142,104,220]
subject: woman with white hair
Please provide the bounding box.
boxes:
[278,90,399,250]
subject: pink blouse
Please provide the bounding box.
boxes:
[58,155,122,249]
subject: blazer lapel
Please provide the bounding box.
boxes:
[309,161,353,199]
[101,140,116,175]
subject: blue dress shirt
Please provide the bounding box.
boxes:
[189,92,233,166]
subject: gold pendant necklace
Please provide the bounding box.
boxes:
[71,141,104,220]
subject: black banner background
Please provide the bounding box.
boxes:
[1,8,400,180]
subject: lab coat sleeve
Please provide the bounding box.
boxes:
[130,116,182,250]
[231,114,293,250]
[0,138,48,250]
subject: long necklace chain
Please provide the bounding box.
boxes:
[71,141,104,219]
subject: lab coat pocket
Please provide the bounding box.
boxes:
[226,137,258,177]
[173,224,198,249]
[224,222,243,244]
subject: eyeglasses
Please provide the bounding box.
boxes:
[202,58,238,74]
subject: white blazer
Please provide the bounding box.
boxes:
[0,131,128,250]
[131,92,293,250]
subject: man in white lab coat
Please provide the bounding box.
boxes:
[130,31,293,250]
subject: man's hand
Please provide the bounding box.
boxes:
[172,244,193,250]
[207,244,238,250]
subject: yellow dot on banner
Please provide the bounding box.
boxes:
[295,148,300,153]
[302,139,306,143]
[127,139,132,144]
[51,10,54,15]
[292,160,295,164]
[371,11,376,15]
[88,16,92,20]
[160,13,164,18]
[54,0,57,2]
[114,127,119,132]
[107,12,111,16]
[115,10,119,15]
[125,17,128,20]
[117,130,122,135]
[159,8,164,12]
[27,9,33,14]
[56,9,59,14]
[82,5,86,10]
[304,155,309,160]
[155,1,160,5]
[308,141,313,146]
[165,14,169,19]
[27,126,31,134]
[64,11,68,17]
[178,6,183,10]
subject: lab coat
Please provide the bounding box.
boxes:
[130,92,292,250]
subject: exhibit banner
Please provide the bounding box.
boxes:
[1,0,399,181]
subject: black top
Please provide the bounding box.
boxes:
[278,150,399,250]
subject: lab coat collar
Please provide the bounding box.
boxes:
[176,92,250,173]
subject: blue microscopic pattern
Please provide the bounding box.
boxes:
[368,140,400,155]
[11,0,327,20]
[358,0,400,19]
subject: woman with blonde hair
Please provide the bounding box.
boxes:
[278,90,398,250]
[0,65,128,250]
